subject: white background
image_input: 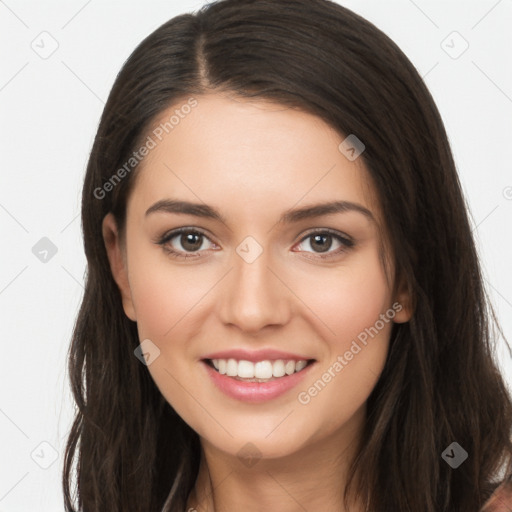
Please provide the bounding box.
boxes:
[1,0,511,510]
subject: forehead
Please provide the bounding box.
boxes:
[127,93,378,222]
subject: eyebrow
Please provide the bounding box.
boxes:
[145,199,375,224]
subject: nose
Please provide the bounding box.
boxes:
[218,248,291,333]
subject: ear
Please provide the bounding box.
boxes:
[392,274,413,323]
[102,213,137,321]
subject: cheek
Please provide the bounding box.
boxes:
[293,248,392,348]
[293,250,393,427]
[126,250,213,419]
[128,248,213,340]
[127,238,393,429]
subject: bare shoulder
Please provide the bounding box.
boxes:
[480,480,512,512]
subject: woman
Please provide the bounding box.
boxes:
[63,0,512,510]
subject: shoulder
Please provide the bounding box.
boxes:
[481,480,512,511]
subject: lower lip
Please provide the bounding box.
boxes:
[202,361,315,403]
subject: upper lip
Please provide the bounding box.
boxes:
[202,349,314,363]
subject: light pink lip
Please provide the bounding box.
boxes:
[202,359,316,403]
[201,348,313,363]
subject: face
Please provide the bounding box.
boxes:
[103,93,411,461]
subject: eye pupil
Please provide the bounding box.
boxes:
[181,232,202,251]
[311,234,331,253]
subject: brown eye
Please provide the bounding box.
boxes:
[309,234,333,253]
[179,232,204,252]
[157,228,216,259]
[293,229,355,260]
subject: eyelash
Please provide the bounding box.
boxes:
[155,227,355,261]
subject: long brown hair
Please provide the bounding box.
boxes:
[63,0,512,510]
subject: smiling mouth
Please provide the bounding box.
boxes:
[204,358,316,382]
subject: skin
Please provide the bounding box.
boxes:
[103,92,412,512]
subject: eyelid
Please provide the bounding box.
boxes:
[156,226,354,260]
[296,227,354,246]
[156,227,218,253]
[158,226,214,243]
[292,228,354,260]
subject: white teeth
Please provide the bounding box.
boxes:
[226,358,238,377]
[272,360,286,377]
[295,360,307,372]
[238,360,255,378]
[285,360,296,375]
[209,358,311,379]
[255,360,273,379]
